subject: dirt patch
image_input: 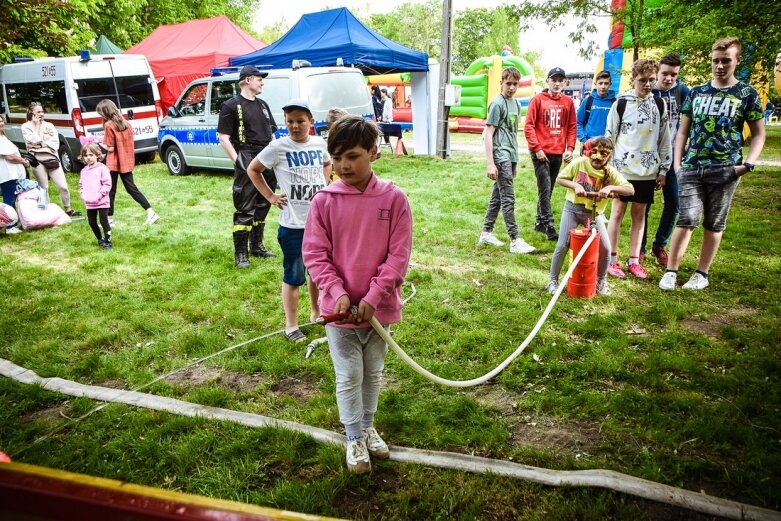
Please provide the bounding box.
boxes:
[508,414,602,456]
[268,375,322,403]
[680,307,754,338]
[164,366,264,392]
[22,404,69,424]
[468,384,521,416]
[333,466,402,518]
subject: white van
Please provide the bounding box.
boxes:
[158,64,374,175]
[0,53,163,172]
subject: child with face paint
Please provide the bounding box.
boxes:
[545,137,634,296]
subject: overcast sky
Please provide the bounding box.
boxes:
[252,1,610,74]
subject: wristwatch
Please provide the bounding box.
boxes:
[743,163,755,172]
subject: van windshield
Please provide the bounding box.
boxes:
[304,72,370,113]
[76,75,155,112]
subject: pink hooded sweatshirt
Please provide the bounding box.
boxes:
[79,162,112,209]
[303,174,412,328]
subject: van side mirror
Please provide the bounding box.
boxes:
[167,106,180,118]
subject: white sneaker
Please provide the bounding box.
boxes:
[544,280,558,295]
[5,226,21,235]
[659,271,678,291]
[478,231,504,247]
[509,237,536,254]
[363,427,390,459]
[345,438,371,474]
[682,272,709,290]
[596,278,611,296]
[144,211,160,225]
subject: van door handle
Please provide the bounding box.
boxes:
[198,119,206,123]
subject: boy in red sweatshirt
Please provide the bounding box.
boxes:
[524,67,578,241]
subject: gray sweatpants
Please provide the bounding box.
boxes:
[326,324,389,439]
[550,200,611,283]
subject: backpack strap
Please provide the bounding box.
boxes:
[582,95,595,126]
[616,98,627,129]
[617,97,665,131]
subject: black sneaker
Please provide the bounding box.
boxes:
[534,223,547,235]
[102,238,112,250]
[66,209,82,217]
[545,225,559,241]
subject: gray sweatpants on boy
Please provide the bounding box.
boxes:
[482,161,518,239]
[326,324,389,440]
[550,200,611,282]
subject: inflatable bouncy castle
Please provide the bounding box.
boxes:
[448,49,537,133]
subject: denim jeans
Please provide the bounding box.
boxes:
[482,161,518,239]
[641,168,679,253]
[677,165,740,232]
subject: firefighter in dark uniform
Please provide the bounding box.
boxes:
[217,65,278,268]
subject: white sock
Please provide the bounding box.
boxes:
[627,257,639,266]
[610,254,618,264]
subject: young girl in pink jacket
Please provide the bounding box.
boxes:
[302,116,412,475]
[78,142,112,249]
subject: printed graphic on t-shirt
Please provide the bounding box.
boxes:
[681,81,762,168]
[285,149,327,202]
[576,170,605,193]
[258,136,329,228]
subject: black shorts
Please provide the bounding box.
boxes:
[619,179,656,204]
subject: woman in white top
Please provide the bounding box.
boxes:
[0,116,29,233]
[21,102,79,216]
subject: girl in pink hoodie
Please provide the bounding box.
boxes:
[303,116,412,475]
[78,142,112,249]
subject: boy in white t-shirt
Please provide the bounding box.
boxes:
[247,100,332,343]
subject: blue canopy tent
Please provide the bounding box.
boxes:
[230,7,428,74]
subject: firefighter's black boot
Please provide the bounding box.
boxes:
[249,223,275,258]
[233,230,250,268]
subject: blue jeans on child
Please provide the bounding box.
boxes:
[550,201,611,282]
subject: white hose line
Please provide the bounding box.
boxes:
[2,359,778,521]
[371,231,599,387]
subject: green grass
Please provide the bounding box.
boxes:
[1,127,780,520]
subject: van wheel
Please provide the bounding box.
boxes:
[59,147,77,173]
[165,146,190,176]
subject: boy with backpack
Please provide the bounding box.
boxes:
[605,59,672,280]
[576,70,617,147]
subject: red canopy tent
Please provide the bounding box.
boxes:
[126,16,266,110]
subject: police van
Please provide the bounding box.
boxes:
[158,63,374,175]
[0,53,163,172]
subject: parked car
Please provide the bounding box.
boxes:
[158,63,374,175]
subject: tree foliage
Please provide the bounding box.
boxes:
[0,0,261,62]
[366,0,442,59]
[511,0,780,86]
[452,6,521,74]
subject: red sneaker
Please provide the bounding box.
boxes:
[626,262,648,279]
[607,262,626,279]
[652,246,669,267]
